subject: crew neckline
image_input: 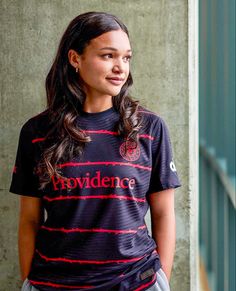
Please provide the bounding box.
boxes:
[80,106,117,118]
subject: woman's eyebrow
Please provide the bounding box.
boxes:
[99,47,132,52]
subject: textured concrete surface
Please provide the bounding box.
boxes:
[0,0,197,290]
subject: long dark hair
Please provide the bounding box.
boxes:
[36,12,143,190]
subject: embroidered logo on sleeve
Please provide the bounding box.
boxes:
[170,161,177,172]
[140,268,155,280]
[119,140,140,161]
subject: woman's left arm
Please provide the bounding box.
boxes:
[149,188,176,282]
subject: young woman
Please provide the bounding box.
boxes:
[10,12,181,291]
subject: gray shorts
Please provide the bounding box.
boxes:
[21,268,170,291]
[146,268,170,291]
[21,278,39,291]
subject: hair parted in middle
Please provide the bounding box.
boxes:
[36,11,143,190]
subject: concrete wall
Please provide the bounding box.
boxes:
[0,0,198,290]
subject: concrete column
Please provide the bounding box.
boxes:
[0,1,198,290]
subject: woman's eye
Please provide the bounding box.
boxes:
[123,56,132,62]
[102,54,113,59]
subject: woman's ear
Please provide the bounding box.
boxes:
[68,49,80,70]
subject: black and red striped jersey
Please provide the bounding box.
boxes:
[9,105,181,291]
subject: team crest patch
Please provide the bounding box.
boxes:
[119,140,140,161]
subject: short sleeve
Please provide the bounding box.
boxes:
[147,117,181,194]
[9,122,41,197]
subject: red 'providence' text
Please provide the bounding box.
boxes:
[51,171,136,191]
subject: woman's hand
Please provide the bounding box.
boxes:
[149,188,176,281]
[18,196,43,281]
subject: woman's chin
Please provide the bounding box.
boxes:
[105,87,123,97]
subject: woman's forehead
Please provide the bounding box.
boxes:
[87,30,131,52]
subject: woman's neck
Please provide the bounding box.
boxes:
[83,96,113,113]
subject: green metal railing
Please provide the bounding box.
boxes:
[199,142,235,291]
[199,0,235,290]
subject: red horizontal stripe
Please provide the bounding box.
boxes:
[31,132,154,143]
[134,273,157,291]
[85,130,155,140]
[40,225,147,234]
[57,161,151,171]
[29,280,93,289]
[36,249,145,264]
[83,129,118,135]
[32,137,46,143]
[138,225,147,230]
[43,194,146,203]
[139,134,154,140]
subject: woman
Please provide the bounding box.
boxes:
[10,12,181,291]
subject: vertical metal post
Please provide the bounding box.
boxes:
[224,192,229,291]
[228,202,236,291]
[217,182,225,291]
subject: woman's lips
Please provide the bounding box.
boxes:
[106,77,125,86]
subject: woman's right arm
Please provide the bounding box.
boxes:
[18,196,43,281]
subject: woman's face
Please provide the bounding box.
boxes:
[73,29,132,99]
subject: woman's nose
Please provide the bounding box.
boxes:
[112,65,122,73]
[112,59,125,73]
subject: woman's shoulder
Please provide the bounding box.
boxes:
[138,105,164,125]
[20,109,51,135]
[137,105,170,137]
